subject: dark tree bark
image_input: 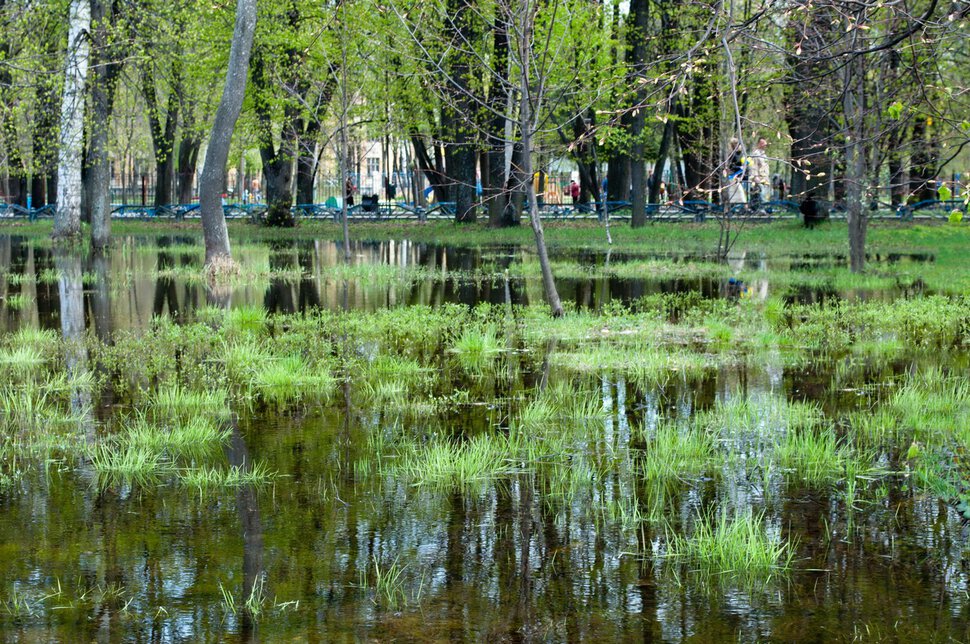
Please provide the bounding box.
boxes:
[411,134,449,199]
[177,131,201,204]
[31,71,60,208]
[785,4,833,201]
[252,50,298,227]
[444,0,479,223]
[909,118,938,201]
[649,117,675,204]
[518,1,562,317]
[486,16,511,227]
[627,0,649,227]
[142,63,180,207]
[200,0,257,269]
[295,118,320,205]
[0,32,27,208]
[89,0,123,250]
[679,69,719,203]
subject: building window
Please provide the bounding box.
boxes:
[366,157,380,175]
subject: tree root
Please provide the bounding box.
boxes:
[204,254,241,283]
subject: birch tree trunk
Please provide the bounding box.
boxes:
[199,0,257,271]
[53,0,90,240]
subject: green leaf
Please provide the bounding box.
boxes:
[938,184,952,202]
[886,101,903,120]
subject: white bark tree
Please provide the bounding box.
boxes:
[52,0,90,240]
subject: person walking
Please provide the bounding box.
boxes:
[749,137,770,208]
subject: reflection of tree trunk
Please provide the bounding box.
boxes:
[55,248,94,443]
[225,419,264,639]
[297,247,321,310]
[90,250,112,341]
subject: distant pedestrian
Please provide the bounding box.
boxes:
[726,137,747,205]
[345,177,357,206]
[749,137,770,207]
[569,179,580,203]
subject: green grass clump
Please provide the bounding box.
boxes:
[398,432,519,487]
[2,294,31,310]
[151,384,229,419]
[123,416,231,457]
[179,461,276,495]
[518,380,606,431]
[252,355,334,404]
[225,305,268,337]
[775,427,852,486]
[666,508,793,586]
[222,338,270,386]
[640,422,714,482]
[549,341,707,388]
[0,346,46,376]
[451,325,503,369]
[890,369,970,443]
[89,443,169,487]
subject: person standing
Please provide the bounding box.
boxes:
[726,137,747,205]
[749,137,770,207]
[344,176,357,207]
[569,179,580,204]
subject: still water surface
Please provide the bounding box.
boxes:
[0,233,966,642]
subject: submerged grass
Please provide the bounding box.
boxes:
[123,415,231,457]
[666,508,793,587]
[151,384,229,419]
[179,461,276,495]
[397,432,519,488]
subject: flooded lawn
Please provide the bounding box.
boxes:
[0,228,969,641]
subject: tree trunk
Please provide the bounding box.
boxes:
[252,49,299,227]
[142,64,180,208]
[445,0,478,223]
[844,35,867,273]
[649,118,675,204]
[31,72,60,208]
[785,4,832,202]
[200,0,257,269]
[411,134,449,199]
[177,133,201,204]
[89,0,122,250]
[628,0,649,227]
[909,118,936,201]
[54,0,90,239]
[295,118,321,205]
[487,16,510,227]
[518,0,562,317]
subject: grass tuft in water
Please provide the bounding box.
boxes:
[89,443,170,488]
[451,324,502,370]
[123,415,231,457]
[665,508,793,587]
[179,461,276,495]
[775,427,853,486]
[398,432,519,488]
[151,384,229,419]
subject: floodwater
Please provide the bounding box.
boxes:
[0,233,968,642]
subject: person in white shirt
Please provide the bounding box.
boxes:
[749,137,771,206]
